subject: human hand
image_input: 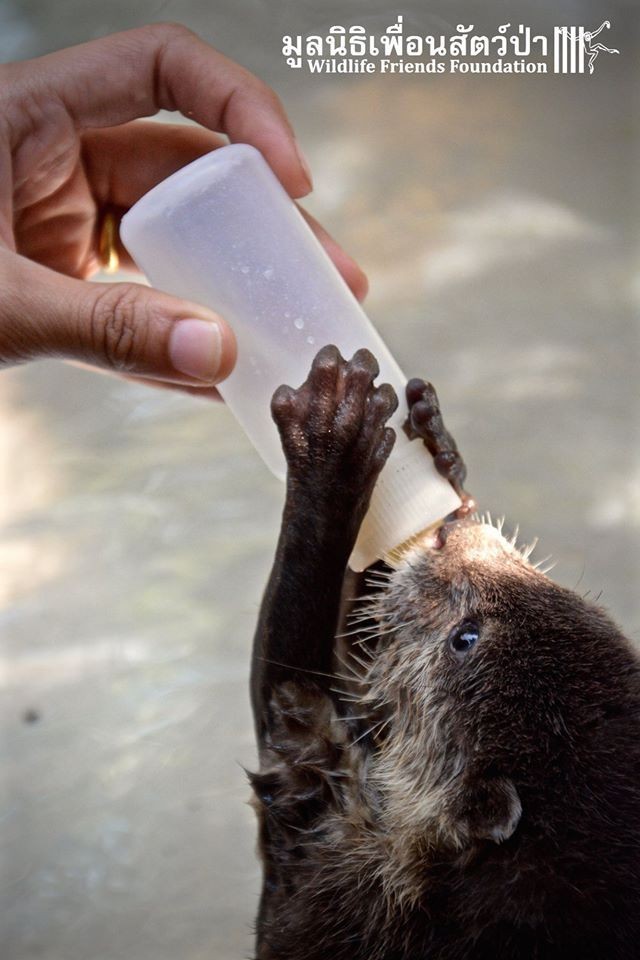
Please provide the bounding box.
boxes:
[0,23,368,394]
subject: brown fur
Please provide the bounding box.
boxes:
[250,347,640,959]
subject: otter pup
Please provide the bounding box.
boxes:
[250,345,640,960]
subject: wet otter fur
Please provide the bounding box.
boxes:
[249,346,640,959]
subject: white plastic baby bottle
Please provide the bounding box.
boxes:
[120,144,459,570]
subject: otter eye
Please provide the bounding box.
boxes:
[448,620,480,657]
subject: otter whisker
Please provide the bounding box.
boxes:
[354,620,417,648]
[351,716,390,746]
[347,650,375,672]
[520,537,539,561]
[348,604,375,626]
[342,622,386,638]
[346,592,388,604]
[258,657,338,681]
[329,686,354,697]
[336,623,377,639]
[330,689,364,703]
[333,672,368,685]
[330,715,371,722]
[364,569,394,581]
[363,582,393,593]
[334,658,369,686]
[335,649,369,671]
[344,615,379,629]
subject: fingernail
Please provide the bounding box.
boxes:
[169,319,222,382]
[294,139,313,192]
[354,268,369,302]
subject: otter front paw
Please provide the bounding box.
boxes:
[405,378,474,515]
[271,345,397,519]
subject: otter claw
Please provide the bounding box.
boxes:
[405,377,474,514]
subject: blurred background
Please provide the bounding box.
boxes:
[1,1,638,958]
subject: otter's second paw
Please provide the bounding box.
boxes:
[271,345,397,513]
[405,378,474,515]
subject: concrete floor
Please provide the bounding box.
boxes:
[1,2,638,958]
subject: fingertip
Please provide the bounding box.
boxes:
[291,139,314,197]
[410,401,432,428]
[406,378,427,405]
[255,134,313,199]
[324,244,369,302]
[380,382,399,414]
[271,383,296,416]
[335,253,368,302]
[298,207,368,300]
[166,309,236,385]
[213,316,237,383]
[322,243,369,301]
[350,265,369,303]
[226,87,312,199]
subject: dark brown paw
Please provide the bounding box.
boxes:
[405,378,474,515]
[271,345,398,507]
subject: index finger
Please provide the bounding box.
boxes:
[10,22,313,199]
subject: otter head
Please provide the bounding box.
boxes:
[353,518,640,869]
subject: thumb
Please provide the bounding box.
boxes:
[0,253,237,384]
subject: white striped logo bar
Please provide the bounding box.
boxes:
[554,27,586,73]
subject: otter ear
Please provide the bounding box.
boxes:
[445,776,522,846]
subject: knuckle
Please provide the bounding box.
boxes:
[89,284,147,372]
[348,365,374,386]
[412,399,438,425]
[384,383,400,410]
[0,255,38,364]
[378,427,396,458]
[406,377,427,406]
[422,382,439,405]
[313,344,341,369]
[255,83,283,114]
[271,385,295,418]
[314,358,337,378]
[334,402,361,436]
[0,62,13,101]
[351,348,378,375]
[148,21,196,44]
[435,450,457,468]
[367,396,384,418]
[373,383,398,412]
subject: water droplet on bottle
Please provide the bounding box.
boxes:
[263,267,274,280]
[294,318,304,330]
[306,335,315,345]
[284,311,291,318]
[240,265,250,274]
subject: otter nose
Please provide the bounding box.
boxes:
[432,495,477,548]
[434,516,470,549]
